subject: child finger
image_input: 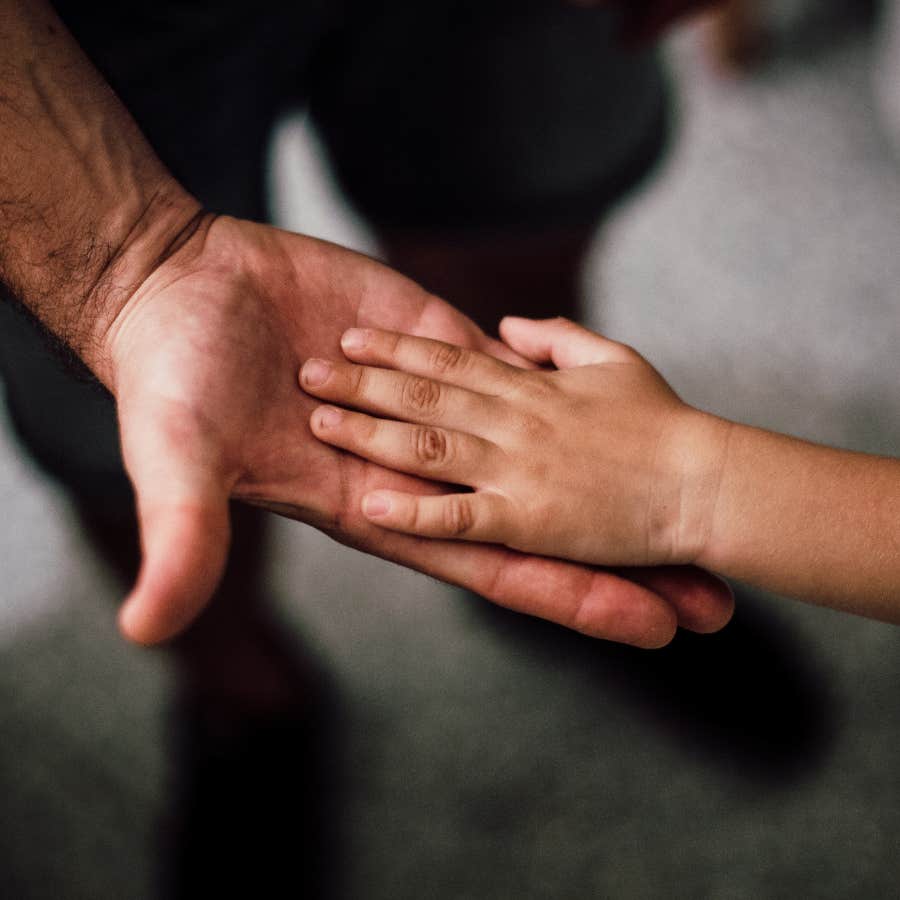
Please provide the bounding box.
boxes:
[499,316,638,369]
[340,328,520,395]
[360,489,510,543]
[310,405,499,486]
[300,356,501,435]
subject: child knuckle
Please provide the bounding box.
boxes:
[443,496,475,536]
[402,375,442,415]
[413,426,451,466]
[384,331,403,357]
[430,342,468,374]
[362,414,380,442]
[524,457,551,484]
[514,410,546,440]
[527,376,558,402]
[406,499,421,531]
[348,365,368,398]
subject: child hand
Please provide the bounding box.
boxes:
[299,317,732,569]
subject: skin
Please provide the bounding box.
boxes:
[105,219,739,648]
[302,318,900,625]
[0,1,734,648]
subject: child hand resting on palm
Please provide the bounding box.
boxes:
[300,317,900,625]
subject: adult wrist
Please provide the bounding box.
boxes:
[75,181,206,387]
[0,0,205,387]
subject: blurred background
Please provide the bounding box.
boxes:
[1,1,899,897]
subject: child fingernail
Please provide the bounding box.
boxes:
[302,358,332,387]
[316,406,343,428]
[341,328,369,351]
[363,493,391,517]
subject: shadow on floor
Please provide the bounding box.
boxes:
[469,583,836,787]
[158,667,345,900]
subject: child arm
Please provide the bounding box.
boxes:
[300,317,900,624]
[698,421,900,623]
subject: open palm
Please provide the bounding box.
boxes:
[104,216,732,646]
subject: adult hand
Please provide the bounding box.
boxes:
[0,1,732,647]
[101,216,733,647]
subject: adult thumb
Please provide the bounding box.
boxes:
[116,411,231,645]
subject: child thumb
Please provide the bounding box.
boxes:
[499,316,634,369]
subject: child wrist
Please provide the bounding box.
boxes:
[653,409,735,567]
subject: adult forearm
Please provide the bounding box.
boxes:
[699,423,900,622]
[0,0,200,383]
